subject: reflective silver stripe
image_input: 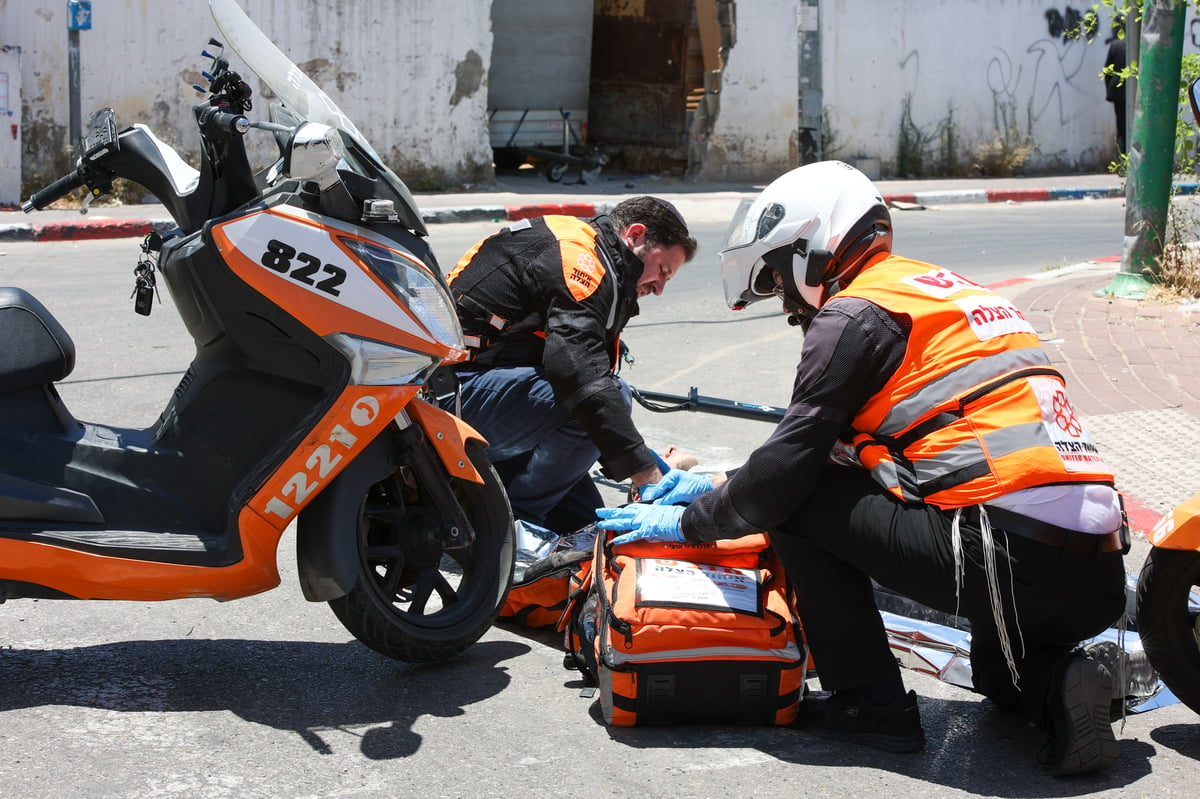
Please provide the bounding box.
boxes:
[911,439,988,485]
[867,458,901,491]
[593,241,620,331]
[866,463,924,502]
[878,347,1052,435]
[887,421,1051,490]
[982,421,1052,459]
[463,334,482,348]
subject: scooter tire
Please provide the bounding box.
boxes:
[1136,546,1200,715]
[329,442,515,663]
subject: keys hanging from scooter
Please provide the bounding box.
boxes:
[131,232,163,316]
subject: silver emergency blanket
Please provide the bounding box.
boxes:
[873,572,1187,713]
[517,522,1188,713]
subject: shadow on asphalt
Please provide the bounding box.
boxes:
[0,637,529,760]
[588,693,1156,796]
[1149,723,1200,760]
[3,633,1183,789]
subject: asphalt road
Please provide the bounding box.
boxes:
[2,199,1198,799]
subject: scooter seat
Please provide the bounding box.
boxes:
[0,287,77,393]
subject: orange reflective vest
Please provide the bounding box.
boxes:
[839,256,1113,508]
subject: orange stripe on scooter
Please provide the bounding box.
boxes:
[0,391,482,601]
[0,507,283,601]
[249,385,418,527]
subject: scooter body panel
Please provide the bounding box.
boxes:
[1149,489,1200,550]
[0,507,284,601]
[0,219,352,568]
[212,204,460,359]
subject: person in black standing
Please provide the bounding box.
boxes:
[1104,15,1128,156]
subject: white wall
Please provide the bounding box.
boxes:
[699,0,802,182]
[4,0,493,188]
[701,0,1198,180]
[822,0,1141,174]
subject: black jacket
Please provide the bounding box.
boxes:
[447,214,656,481]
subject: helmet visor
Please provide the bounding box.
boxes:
[720,198,791,309]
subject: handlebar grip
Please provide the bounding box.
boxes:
[199,107,250,135]
[21,170,86,213]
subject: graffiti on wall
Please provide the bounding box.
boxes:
[891,4,1118,172]
[986,7,1109,129]
[1045,7,1086,42]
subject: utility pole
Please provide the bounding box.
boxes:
[1105,1,1187,299]
[66,0,92,151]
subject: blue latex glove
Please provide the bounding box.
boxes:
[595,503,686,546]
[639,468,714,506]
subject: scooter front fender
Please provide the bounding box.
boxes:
[295,399,491,602]
[1148,490,1200,550]
[403,397,488,484]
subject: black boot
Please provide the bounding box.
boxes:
[1039,654,1119,777]
[794,688,926,754]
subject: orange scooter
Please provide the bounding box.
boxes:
[0,0,514,662]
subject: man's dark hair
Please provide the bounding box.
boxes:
[609,196,698,261]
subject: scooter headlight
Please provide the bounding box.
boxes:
[329,334,437,386]
[341,238,464,350]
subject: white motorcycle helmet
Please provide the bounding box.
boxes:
[720,161,892,325]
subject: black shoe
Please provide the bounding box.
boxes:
[1040,655,1119,777]
[794,689,926,754]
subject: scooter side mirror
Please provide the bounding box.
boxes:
[1189,77,1200,127]
[284,122,344,191]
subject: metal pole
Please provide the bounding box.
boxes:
[67,28,81,150]
[1106,1,1187,298]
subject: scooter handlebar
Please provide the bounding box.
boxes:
[198,107,250,135]
[21,169,86,213]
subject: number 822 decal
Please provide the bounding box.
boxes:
[261,238,347,296]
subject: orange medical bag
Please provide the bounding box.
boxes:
[562,531,807,726]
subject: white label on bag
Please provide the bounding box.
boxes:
[636,558,761,614]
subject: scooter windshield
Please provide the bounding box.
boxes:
[208,0,426,234]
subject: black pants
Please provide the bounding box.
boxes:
[1112,98,1127,156]
[770,466,1126,727]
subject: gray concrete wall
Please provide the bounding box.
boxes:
[698,0,801,182]
[705,0,1199,179]
[822,0,1119,174]
[488,0,592,111]
[4,0,493,191]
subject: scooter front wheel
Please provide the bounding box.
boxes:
[329,441,515,662]
[1136,546,1200,714]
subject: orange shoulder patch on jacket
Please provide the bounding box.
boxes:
[545,216,606,301]
[563,249,606,301]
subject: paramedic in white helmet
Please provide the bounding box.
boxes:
[595,161,1127,777]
